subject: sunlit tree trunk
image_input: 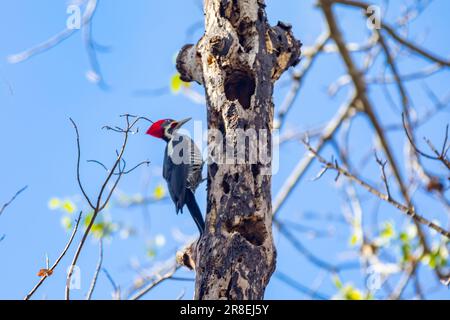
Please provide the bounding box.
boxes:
[176,0,301,300]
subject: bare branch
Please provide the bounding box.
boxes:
[0,186,28,217]
[24,212,83,300]
[65,115,149,300]
[273,96,356,216]
[274,219,358,273]
[275,271,330,300]
[7,0,107,86]
[304,141,450,239]
[375,153,392,200]
[102,268,121,300]
[403,114,450,170]
[129,263,180,300]
[86,238,103,300]
[328,0,450,66]
[69,118,95,210]
[276,32,330,129]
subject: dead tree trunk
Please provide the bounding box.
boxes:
[176,0,301,300]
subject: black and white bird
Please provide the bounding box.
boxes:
[146,118,205,235]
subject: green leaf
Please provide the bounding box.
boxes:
[349,233,359,246]
[147,247,157,258]
[83,212,117,238]
[170,73,182,93]
[170,73,190,94]
[401,242,412,263]
[399,232,409,243]
[380,221,395,239]
[429,255,437,269]
[61,200,76,214]
[91,222,105,235]
[332,275,343,289]
[48,197,61,210]
[153,184,166,200]
[84,212,94,227]
[61,216,73,230]
[343,286,363,300]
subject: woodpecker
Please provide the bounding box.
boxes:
[146,118,205,235]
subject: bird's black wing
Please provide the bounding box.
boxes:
[163,141,188,214]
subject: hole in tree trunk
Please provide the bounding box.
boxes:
[251,164,260,178]
[226,217,267,246]
[222,177,230,194]
[224,70,255,109]
[210,163,218,178]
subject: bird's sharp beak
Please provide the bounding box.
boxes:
[174,117,191,129]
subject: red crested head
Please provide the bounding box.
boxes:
[146,119,170,139]
[146,118,191,140]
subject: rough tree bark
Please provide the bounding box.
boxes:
[176,0,301,300]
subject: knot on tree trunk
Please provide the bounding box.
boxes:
[176,241,197,270]
[176,44,204,84]
[267,21,302,80]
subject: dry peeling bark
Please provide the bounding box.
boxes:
[176,0,301,300]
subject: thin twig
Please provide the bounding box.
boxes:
[272,96,355,216]
[65,115,148,300]
[0,186,28,217]
[24,212,82,300]
[70,118,95,210]
[8,0,106,86]
[129,264,180,300]
[328,0,450,66]
[305,141,450,239]
[86,238,103,300]
[102,268,121,300]
[402,114,450,170]
[375,153,392,200]
[274,219,358,272]
[275,271,330,300]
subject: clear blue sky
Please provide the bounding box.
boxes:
[0,0,449,299]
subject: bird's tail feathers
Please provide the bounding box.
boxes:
[185,190,205,235]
